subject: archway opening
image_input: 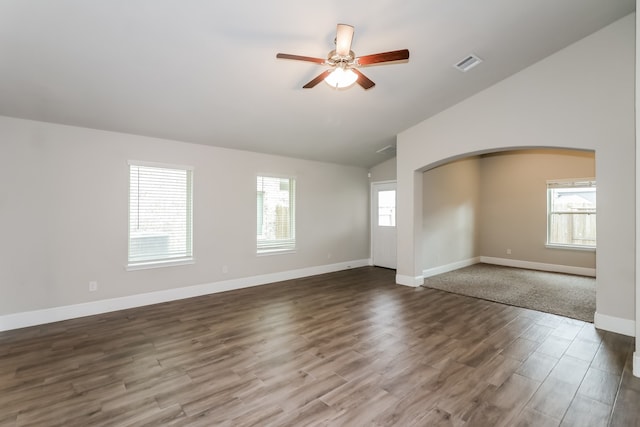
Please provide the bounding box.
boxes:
[419,147,596,322]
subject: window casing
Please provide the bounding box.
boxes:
[128,162,193,268]
[257,176,295,254]
[546,179,596,249]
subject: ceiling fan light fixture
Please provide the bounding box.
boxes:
[324,68,358,89]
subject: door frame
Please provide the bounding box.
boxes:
[370,180,397,268]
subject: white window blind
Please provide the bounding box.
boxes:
[257,176,295,253]
[547,178,596,248]
[129,162,193,266]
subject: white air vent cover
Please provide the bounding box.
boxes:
[454,54,482,72]
[376,145,396,154]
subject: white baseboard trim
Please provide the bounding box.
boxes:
[634,352,640,378]
[594,312,635,337]
[0,259,371,332]
[423,257,481,278]
[396,274,424,287]
[480,257,596,277]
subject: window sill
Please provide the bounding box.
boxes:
[126,258,195,271]
[545,244,596,252]
[257,249,296,257]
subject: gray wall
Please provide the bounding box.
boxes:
[479,149,595,268]
[423,157,481,269]
[421,149,595,272]
[369,157,396,183]
[0,116,370,316]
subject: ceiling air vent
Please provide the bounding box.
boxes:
[376,145,396,154]
[454,54,482,72]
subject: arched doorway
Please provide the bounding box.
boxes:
[417,148,596,321]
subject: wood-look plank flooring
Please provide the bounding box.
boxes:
[0,267,638,426]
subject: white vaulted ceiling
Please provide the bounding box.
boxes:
[0,1,634,167]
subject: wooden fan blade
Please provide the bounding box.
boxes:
[352,69,375,90]
[303,70,332,88]
[276,53,325,64]
[357,49,410,66]
[335,24,354,57]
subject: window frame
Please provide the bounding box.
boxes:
[127,160,194,270]
[256,175,296,255]
[546,178,596,251]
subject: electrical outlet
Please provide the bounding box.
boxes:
[506,249,512,255]
[89,281,98,292]
[222,265,229,274]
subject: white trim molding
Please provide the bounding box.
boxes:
[0,259,370,332]
[594,312,636,337]
[634,353,640,378]
[396,274,424,287]
[480,257,596,277]
[423,257,481,278]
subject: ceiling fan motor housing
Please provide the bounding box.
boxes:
[328,50,356,70]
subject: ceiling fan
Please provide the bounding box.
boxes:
[276,24,409,90]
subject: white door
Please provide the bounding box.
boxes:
[371,181,397,269]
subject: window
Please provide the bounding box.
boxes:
[128,162,193,267]
[378,190,396,226]
[547,179,596,249]
[257,176,295,254]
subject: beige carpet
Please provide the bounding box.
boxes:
[422,263,595,322]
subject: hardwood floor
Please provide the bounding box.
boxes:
[0,266,638,426]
